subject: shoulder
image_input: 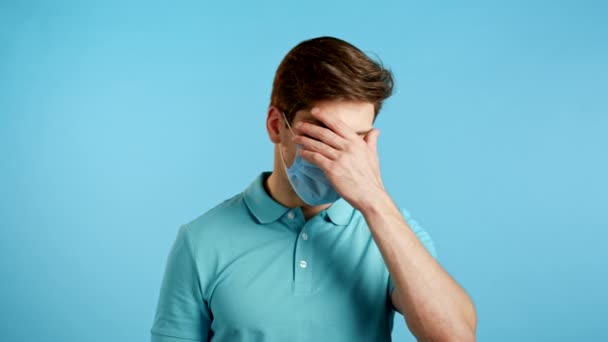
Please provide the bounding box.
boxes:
[187,193,246,228]
[181,192,250,249]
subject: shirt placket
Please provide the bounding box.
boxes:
[284,209,313,295]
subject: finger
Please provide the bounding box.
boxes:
[310,107,359,140]
[295,121,347,150]
[364,128,380,152]
[299,149,332,171]
[293,135,339,160]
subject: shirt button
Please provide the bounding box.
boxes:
[301,232,308,240]
[299,260,308,268]
[287,211,295,220]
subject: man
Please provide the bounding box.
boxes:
[151,36,477,342]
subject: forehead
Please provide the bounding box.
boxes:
[294,100,375,130]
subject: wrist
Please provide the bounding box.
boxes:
[358,190,395,217]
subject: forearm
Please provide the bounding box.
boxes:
[360,192,476,342]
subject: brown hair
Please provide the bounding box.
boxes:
[270,36,394,124]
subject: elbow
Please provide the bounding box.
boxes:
[448,322,477,342]
[447,299,477,342]
[454,328,476,342]
[425,332,476,342]
[419,322,476,342]
[415,302,478,342]
[453,310,477,342]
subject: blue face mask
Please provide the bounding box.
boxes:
[279,113,341,206]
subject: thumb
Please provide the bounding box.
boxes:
[364,128,380,152]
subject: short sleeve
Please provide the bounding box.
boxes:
[151,224,212,341]
[388,209,438,297]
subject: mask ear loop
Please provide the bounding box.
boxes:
[279,111,297,169]
[281,111,296,136]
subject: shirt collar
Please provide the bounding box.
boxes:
[324,197,354,226]
[243,171,354,226]
[243,172,289,224]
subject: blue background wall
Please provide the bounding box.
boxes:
[1,1,606,341]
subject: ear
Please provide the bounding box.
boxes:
[266,106,283,144]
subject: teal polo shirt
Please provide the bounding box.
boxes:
[151,171,438,342]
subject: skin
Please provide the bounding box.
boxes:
[265,99,477,341]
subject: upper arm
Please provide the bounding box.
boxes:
[389,208,438,314]
[151,224,212,341]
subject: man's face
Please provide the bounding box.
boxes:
[279,100,376,167]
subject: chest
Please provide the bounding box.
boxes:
[204,217,392,339]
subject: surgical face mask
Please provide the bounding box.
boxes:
[279,112,341,206]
